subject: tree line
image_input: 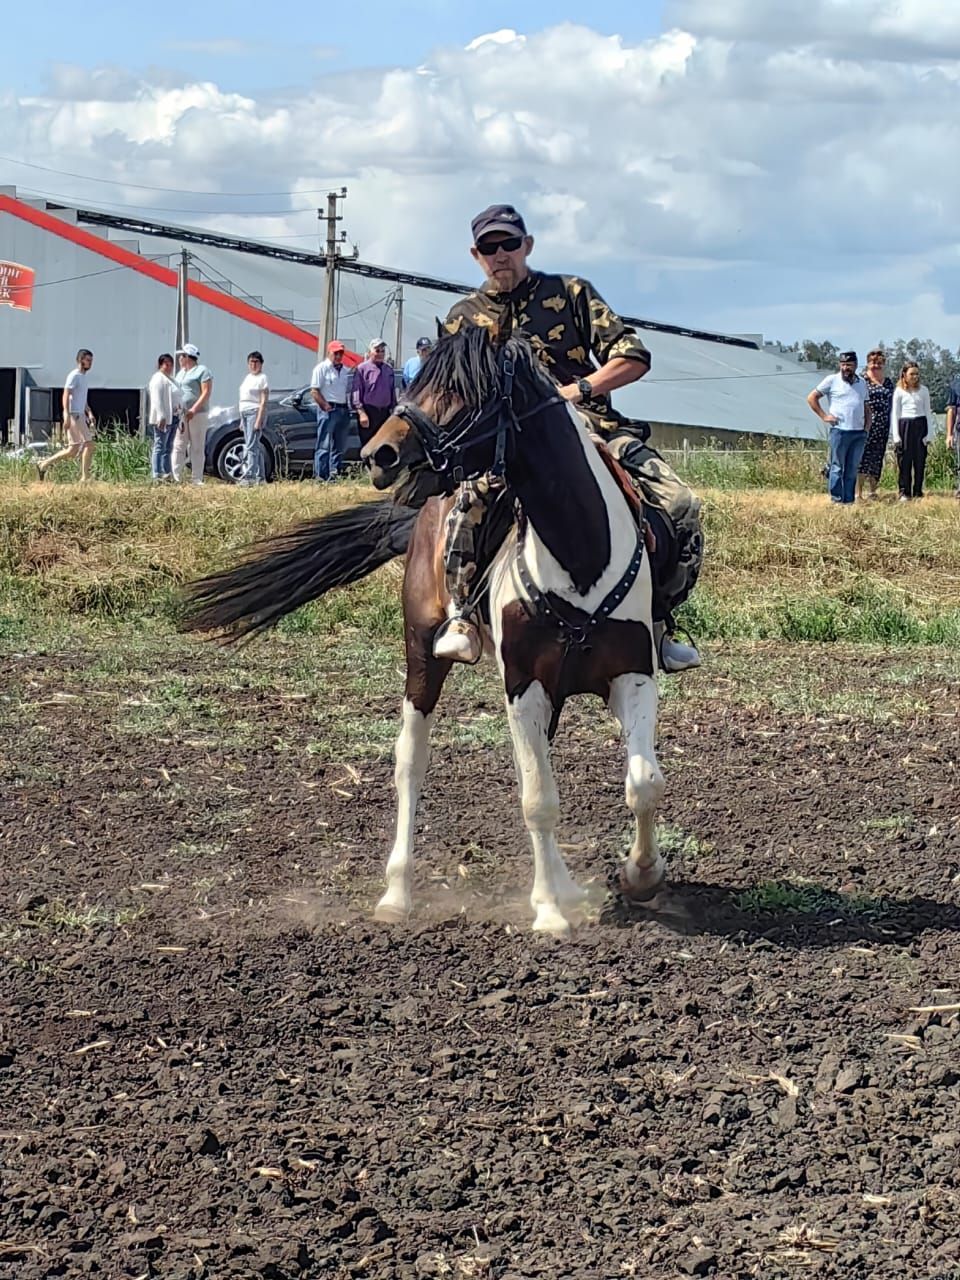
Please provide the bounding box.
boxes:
[785,339,960,412]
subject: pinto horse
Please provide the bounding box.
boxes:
[183,328,666,935]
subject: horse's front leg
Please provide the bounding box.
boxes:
[506,682,574,936]
[608,672,666,900]
[374,635,452,923]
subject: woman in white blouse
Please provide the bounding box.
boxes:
[890,362,932,501]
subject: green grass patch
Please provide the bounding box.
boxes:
[735,880,888,918]
[20,900,147,931]
[667,433,959,494]
[679,577,960,646]
[656,823,712,859]
[861,814,911,834]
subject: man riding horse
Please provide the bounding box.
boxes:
[428,203,703,673]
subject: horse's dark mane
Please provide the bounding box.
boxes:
[411,326,612,595]
[409,326,559,416]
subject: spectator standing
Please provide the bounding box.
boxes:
[310,340,353,480]
[147,353,181,483]
[238,351,269,486]
[172,343,213,486]
[807,350,872,505]
[38,348,96,482]
[891,361,932,502]
[352,339,396,448]
[946,376,960,498]
[401,336,432,389]
[857,349,894,501]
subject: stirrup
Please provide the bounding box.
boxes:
[433,616,483,665]
[654,621,701,674]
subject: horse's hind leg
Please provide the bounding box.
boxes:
[374,638,452,923]
[608,672,666,900]
[506,682,574,936]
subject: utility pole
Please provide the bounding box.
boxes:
[176,249,190,351]
[318,188,355,355]
[394,285,404,367]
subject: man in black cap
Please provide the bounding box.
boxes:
[402,336,433,389]
[432,202,703,672]
[807,350,872,504]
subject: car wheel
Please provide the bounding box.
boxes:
[214,435,275,484]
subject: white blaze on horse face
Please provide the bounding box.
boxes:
[608,673,666,898]
[374,699,434,923]
[506,681,582,935]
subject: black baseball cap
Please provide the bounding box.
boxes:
[415,336,432,350]
[839,350,857,363]
[471,203,527,243]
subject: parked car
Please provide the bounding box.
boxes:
[203,388,362,483]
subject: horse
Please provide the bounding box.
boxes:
[182,327,666,936]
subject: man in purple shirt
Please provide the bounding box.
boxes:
[351,339,396,446]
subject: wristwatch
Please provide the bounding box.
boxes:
[576,377,593,402]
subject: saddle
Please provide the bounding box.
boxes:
[593,440,678,601]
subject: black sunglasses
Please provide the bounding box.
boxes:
[476,235,524,256]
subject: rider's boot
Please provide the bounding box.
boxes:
[654,621,701,674]
[433,606,483,664]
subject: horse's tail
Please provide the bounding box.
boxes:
[180,499,417,640]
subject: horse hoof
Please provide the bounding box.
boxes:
[532,907,572,937]
[373,897,410,924]
[619,869,667,903]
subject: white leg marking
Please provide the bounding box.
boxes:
[374,699,433,922]
[506,683,572,935]
[608,673,666,899]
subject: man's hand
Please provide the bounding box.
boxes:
[824,414,840,425]
[186,407,195,422]
[358,410,369,428]
[559,384,582,403]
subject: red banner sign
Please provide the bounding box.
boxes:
[0,260,35,311]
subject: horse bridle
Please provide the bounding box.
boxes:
[394,347,562,483]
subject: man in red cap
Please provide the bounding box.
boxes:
[310,339,353,480]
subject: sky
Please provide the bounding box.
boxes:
[4,0,960,355]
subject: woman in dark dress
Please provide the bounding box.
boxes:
[858,348,894,500]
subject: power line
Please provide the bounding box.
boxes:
[27,263,138,289]
[339,291,394,321]
[17,184,318,219]
[0,153,341,198]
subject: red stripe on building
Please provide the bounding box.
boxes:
[0,194,361,364]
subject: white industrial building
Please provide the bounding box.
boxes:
[0,187,823,448]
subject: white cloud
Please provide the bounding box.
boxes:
[666,0,960,59]
[4,14,960,352]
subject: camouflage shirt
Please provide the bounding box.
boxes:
[443,271,650,435]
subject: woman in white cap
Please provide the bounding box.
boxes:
[172,343,213,485]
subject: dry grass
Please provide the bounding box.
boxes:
[1,480,959,644]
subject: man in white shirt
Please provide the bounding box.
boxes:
[807,350,873,504]
[38,348,96,482]
[310,339,353,480]
[147,353,182,482]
